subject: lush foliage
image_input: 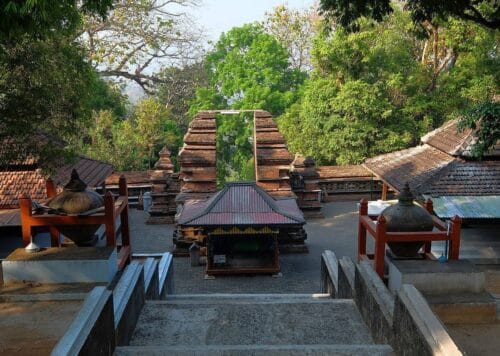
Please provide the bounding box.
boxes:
[0,0,115,169]
[457,100,500,158]
[319,0,500,31]
[216,114,255,187]
[190,24,306,116]
[278,10,499,165]
[82,98,182,170]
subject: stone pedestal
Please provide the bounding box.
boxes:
[2,247,117,284]
[291,154,323,218]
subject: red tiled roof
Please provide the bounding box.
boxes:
[421,119,500,157]
[363,144,455,194]
[0,156,113,209]
[178,182,304,226]
[318,165,373,180]
[105,171,151,186]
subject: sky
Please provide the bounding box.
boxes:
[193,0,315,41]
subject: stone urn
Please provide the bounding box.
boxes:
[47,169,104,246]
[381,183,434,258]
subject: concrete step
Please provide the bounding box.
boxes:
[115,344,394,355]
[162,293,333,304]
[426,291,497,324]
[129,296,374,347]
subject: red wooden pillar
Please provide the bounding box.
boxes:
[374,215,387,278]
[381,182,388,201]
[46,178,60,247]
[118,175,130,249]
[423,198,434,253]
[358,199,368,260]
[19,194,32,247]
[104,192,116,247]
[449,215,462,260]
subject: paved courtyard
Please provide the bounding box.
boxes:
[129,202,500,294]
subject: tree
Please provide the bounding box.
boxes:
[80,0,203,93]
[0,0,114,169]
[457,100,500,158]
[0,0,112,39]
[263,4,320,71]
[319,0,500,31]
[278,8,498,165]
[82,98,183,170]
[190,23,306,116]
[155,61,208,131]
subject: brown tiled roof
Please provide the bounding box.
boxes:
[105,171,150,186]
[318,165,373,180]
[424,160,500,196]
[0,169,47,208]
[0,208,20,226]
[421,119,500,157]
[0,156,113,209]
[363,144,456,193]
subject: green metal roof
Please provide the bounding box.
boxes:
[423,195,500,219]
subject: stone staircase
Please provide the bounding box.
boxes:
[115,294,393,355]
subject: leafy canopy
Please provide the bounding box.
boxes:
[319,0,500,31]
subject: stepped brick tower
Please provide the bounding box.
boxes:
[147,147,179,224]
[253,110,294,198]
[176,112,217,204]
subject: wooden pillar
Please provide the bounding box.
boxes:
[19,194,32,247]
[118,175,130,249]
[358,199,368,260]
[46,178,57,198]
[104,192,116,247]
[381,182,388,201]
[423,198,434,253]
[449,215,462,260]
[375,215,387,278]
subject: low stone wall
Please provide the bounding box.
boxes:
[394,285,462,356]
[51,287,115,356]
[320,250,338,297]
[338,256,356,299]
[113,261,145,346]
[321,250,464,356]
[355,261,394,344]
[143,258,159,300]
[159,252,174,299]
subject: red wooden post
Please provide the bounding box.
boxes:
[19,194,32,247]
[375,215,387,278]
[104,192,116,247]
[358,199,368,260]
[46,178,60,246]
[424,198,434,214]
[46,177,57,198]
[381,183,388,201]
[449,215,462,260]
[423,198,434,254]
[119,175,131,252]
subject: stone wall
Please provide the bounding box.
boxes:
[321,250,464,356]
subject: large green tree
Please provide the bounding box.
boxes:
[319,0,499,31]
[190,23,306,116]
[0,0,115,169]
[279,9,498,165]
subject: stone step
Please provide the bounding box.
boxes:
[425,291,497,324]
[115,344,394,355]
[162,293,333,304]
[129,297,374,347]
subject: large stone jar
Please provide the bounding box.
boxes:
[47,169,104,246]
[381,183,434,258]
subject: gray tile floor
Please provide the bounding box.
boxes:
[129,202,500,294]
